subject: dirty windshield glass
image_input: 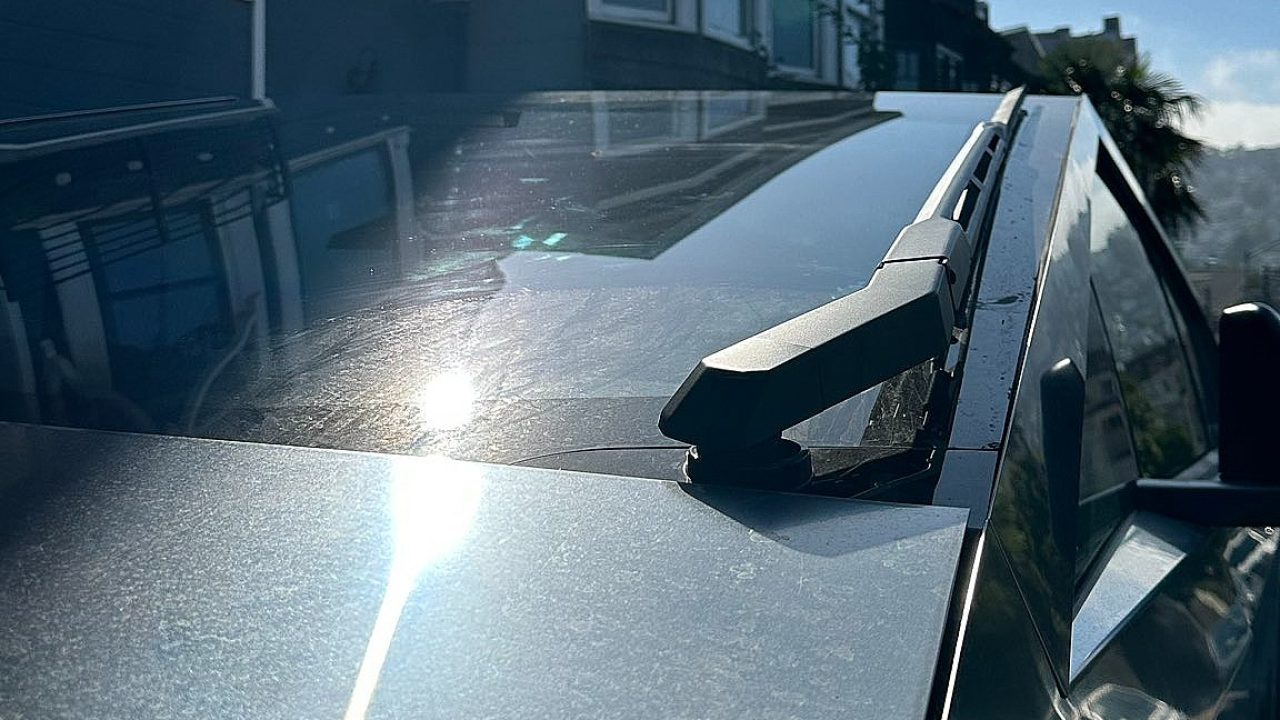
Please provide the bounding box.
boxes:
[0,5,998,466]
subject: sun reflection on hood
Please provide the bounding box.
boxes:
[344,456,486,720]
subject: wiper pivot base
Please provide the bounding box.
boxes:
[683,438,814,490]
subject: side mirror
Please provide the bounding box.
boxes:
[1136,302,1280,526]
[1042,359,1084,557]
[1218,302,1280,484]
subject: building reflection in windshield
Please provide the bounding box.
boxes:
[0,93,900,460]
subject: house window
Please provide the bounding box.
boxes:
[706,0,752,38]
[772,0,816,70]
[291,148,399,299]
[83,204,232,423]
[600,0,674,22]
[895,51,919,89]
[935,44,963,90]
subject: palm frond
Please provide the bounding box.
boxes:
[1039,40,1207,231]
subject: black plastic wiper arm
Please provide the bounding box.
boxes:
[659,88,1026,489]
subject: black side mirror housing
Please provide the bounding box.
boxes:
[1136,302,1280,526]
[1219,302,1280,485]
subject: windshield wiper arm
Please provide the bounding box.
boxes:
[658,88,1027,490]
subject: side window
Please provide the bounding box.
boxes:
[1077,291,1140,580]
[1089,174,1209,478]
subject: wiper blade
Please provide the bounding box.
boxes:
[658,88,1027,490]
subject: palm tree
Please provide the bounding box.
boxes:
[1040,39,1205,231]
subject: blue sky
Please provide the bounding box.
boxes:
[989,1,1280,148]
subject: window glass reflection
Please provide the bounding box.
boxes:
[1090,175,1208,478]
[771,0,815,69]
[1080,293,1139,498]
[707,0,752,37]
[292,149,397,300]
[1076,292,1140,578]
[0,93,998,467]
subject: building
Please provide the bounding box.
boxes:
[0,92,899,433]
[1,0,887,123]
[1001,15,1138,84]
[0,1,253,118]
[404,0,886,92]
[0,0,901,434]
[881,0,1023,92]
[1034,15,1136,62]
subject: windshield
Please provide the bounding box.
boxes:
[0,6,1000,467]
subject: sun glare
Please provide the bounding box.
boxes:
[414,369,476,430]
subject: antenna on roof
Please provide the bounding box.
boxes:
[658,87,1027,490]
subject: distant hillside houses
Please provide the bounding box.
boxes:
[1001,15,1137,85]
[1176,147,1280,322]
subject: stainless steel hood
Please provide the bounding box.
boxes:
[0,423,967,719]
